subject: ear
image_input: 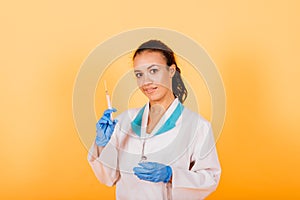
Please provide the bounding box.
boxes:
[169,64,176,78]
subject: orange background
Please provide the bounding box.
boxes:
[1,1,300,199]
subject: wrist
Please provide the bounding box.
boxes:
[164,166,173,183]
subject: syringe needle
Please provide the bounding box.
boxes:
[104,80,112,109]
[104,80,108,93]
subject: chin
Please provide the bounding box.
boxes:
[141,86,171,103]
[144,93,163,103]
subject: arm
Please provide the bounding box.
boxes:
[87,108,120,186]
[87,140,120,187]
[133,122,221,199]
[89,142,104,162]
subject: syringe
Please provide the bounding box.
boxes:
[104,80,113,119]
[104,80,112,109]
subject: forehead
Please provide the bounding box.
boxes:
[133,51,166,68]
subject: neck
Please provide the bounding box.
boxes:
[149,92,175,111]
[147,92,175,134]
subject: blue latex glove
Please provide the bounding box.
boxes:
[95,108,118,147]
[133,162,172,183]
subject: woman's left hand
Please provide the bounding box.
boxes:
[133,162,172,183]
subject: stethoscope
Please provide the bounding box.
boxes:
[140,139,147,162]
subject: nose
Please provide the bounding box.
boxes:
[138,73,153,87]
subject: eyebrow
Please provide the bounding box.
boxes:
[134,64,159,73]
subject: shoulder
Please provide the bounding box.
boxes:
[181,106,212,141]
[182,107,215,156]
[182,106,211,129]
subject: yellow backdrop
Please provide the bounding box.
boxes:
[1,0,300,199]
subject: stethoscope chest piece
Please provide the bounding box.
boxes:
[140,155,147,162]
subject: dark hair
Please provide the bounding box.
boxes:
[133,40,188,103]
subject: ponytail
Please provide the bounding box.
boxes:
[172,66,187,103]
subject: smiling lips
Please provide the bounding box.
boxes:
[143,86,158,95]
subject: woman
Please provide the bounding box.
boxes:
[88,40,221,200]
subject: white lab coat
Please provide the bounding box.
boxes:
[88,98,221,200]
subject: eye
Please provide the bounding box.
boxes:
[135,72,143,78]
[149,68,158,74]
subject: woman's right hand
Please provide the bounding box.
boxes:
[95,108,118,147]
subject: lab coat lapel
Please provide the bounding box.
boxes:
[143,98,180,136]
[131,98,182,137]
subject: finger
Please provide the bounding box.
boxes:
[96,119,107,127]
[96,123,106,131]
[103,108,117,116]
[138,162,157,170]
[102,115,115,125]
[134,173,153,181]
[99,116,113,125]
[102,124,109,134]
[133,167,152,174]
[96,121,102,129]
